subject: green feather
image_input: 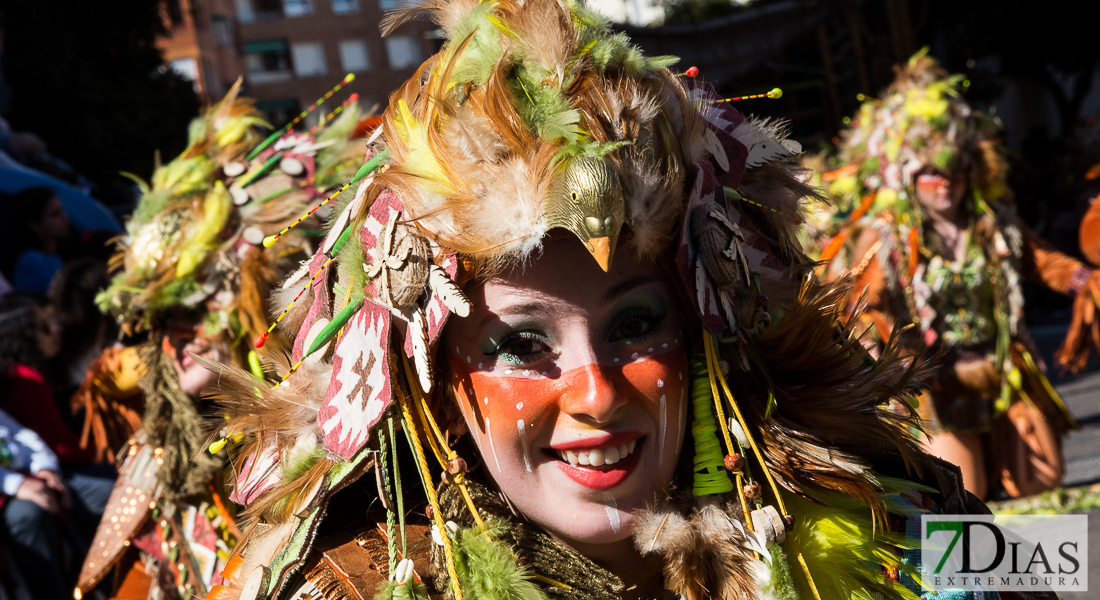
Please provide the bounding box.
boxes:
[552,140,631,167]
[785,482,926,600]
[176,181,232,278]
[765,544,799,600]
[452,521,549,600]
[512,70,580,143]
[447,3,506,88]
[374,579,428,600]
[283,445,325,481]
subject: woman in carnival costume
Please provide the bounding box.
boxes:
[201,5,1053,600]
[816,51,1099,501]
[73,81,370,600]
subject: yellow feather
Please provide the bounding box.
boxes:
[395,99,456,197]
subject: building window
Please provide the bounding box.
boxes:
[211,15,234,46]
[256,99,301,129]
[339,40,370,73]
[283,0,313,16]
[251,0,285,20]
[332,0,358,14]
[235,0,256,22]
[384,34,422,70]
[292,42,327,77]
[244,39,292,83]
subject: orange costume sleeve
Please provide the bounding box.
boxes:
[836,227,897,344]
[71,346,146,463]
[1016,221,1100,372]
[1079,193,1100,267]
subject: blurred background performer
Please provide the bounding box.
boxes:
[72,80,371,600]
[815,51,1100,500]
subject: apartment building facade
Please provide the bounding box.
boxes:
[158,0,438,125]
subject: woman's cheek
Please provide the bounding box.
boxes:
[618,351,688,415]
[619,351,689,467]
[451,368,560,479]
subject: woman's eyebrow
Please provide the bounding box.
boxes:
[495,300,558,318]
[601,275,663,305]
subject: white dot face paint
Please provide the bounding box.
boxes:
[602,493,620,534]
[517,419,533,473]
[441,237,690,550]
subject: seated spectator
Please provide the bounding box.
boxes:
[0,296,114,556]
[9,187,70,294]
[0,116,90,189]
[47,258,115,416]
[0,293,108,461]
[0,406,74,600]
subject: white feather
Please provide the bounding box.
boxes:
[704,129,729,172]
[410,308,432,393]
[428,265,471,317]
[746,139,800,168]
[281,260,311,290]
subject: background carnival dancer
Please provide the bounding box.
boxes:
[200,3,1052,600]
[815,50,1100,500]
[73,79,371,600]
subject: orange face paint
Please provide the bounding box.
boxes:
[441,236,689,546]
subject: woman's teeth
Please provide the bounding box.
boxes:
[558,441,637,467]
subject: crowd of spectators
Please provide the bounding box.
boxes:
[0,186,119,600]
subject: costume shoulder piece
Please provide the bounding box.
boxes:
[202,4,956,600]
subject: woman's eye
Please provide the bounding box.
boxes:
[609,308,665,344]
[492,332,552,366]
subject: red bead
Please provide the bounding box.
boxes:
[425,505,434,519]
[254,332,269,348]
[724,454,744,471]
[685,66,699,78]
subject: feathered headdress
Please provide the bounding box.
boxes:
[204,3,941,600]
[825,49,1008,220]
[75,81,372,598]
[97,80,367,360]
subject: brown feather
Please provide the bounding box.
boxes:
[636,497,764,600]
[724,275,933,526]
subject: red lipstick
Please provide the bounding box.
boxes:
[553,446,642,490]
[548,431,642,451]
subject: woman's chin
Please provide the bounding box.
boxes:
[544,506,638,547]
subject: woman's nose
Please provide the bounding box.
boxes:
[559,363,627,424]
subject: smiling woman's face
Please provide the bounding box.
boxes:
[444,238,688,554]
